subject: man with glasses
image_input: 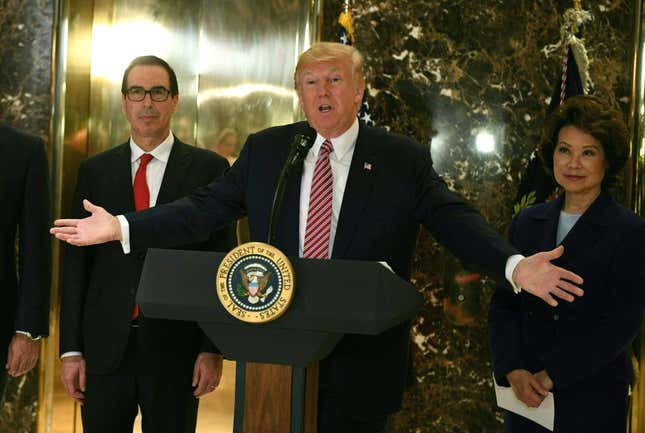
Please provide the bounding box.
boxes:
[59,56,235,433]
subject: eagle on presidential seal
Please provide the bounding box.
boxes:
[238,263,273,304]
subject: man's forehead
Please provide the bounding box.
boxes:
[300,61,349,75]
[127,65,170,86]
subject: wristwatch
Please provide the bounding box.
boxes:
[16,331,43,341]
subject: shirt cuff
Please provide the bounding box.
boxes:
[60,351,82,359]
[505,254,524,294]
[117,215,131,254]
[15,330,42,340]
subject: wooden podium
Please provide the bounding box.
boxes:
[137,249,422,433]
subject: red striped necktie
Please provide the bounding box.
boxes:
[132,153,153,319]
[303,139,334,259]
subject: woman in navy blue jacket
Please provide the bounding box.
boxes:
[489,95,645,433]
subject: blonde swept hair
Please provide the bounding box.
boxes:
[294,42,365,88]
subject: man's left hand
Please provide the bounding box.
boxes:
[513,245,584,307]
[192,352,223,398]
[6,333,40,377]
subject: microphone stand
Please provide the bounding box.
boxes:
[267,134,314,245]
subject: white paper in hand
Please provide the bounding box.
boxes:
[493,375,555,431]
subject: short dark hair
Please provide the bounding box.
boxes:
[121,55,179,96]
[539,95,629,188]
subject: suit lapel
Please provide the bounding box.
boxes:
[279,161,304,256]
[559,192,611,260]
[529,192,611,264]
[332,123,378,258]
[156,138,191,205]
[530,195,563,253]
[275,122,313,256]
[112,142,136,213]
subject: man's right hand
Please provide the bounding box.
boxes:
[506,369,548,408]
[51,199,121,246]
[512,246,584,307]
[61,355,86,403]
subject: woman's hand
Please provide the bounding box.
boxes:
[534,369,554,392]
[506,369,549,408]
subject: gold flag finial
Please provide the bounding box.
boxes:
[338,2,355,42]
[573,0,582,10]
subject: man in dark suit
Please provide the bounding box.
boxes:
[58,56,235,433]
[0,124,50,403]
[53,44,584,433]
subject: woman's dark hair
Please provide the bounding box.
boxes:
[539,95,629,188]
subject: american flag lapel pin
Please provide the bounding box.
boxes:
[363,162,372,171]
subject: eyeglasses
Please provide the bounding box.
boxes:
[125,86,171,102]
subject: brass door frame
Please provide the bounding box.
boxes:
[627,0,644,432]
[41,1,323,432]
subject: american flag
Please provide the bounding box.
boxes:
[513,7,590,216]
[338,8,375,126]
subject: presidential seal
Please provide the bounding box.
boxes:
[216,242,295,323]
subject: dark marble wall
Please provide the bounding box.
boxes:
[0,0,54,431]
[0,1,634,432]
[323,1,633,432]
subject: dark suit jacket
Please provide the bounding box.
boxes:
[0,124,50,364]
[127,121,517,416]
[489,192,645,430]
[60,138,235,375]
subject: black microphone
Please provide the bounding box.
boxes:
[267,130,315,245]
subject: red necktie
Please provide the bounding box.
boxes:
[132,153,153,319]
[133,153,153,211]
[303,140,334,259]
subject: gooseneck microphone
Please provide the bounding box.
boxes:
[267,131,315,245]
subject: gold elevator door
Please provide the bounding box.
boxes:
[45,1,322,432]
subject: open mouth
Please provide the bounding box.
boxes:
[318,105,332,113]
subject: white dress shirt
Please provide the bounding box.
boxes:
[128,132,174,207]
[118,133,174,254]
[298,119,359,258]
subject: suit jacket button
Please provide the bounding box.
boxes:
[553,314,559,321]
[137,252,146,260]
[130,287,137,295]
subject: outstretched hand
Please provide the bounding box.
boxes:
[513,245,584,307]
[50,199,121,246]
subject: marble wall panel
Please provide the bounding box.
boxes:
[0,1,53,432]
[323,1,633,431]
[0,0,53,137]
[0,1,634,431]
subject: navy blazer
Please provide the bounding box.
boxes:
[0,125,50,364]
[128,121,518,416]
[489,192,645,429]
